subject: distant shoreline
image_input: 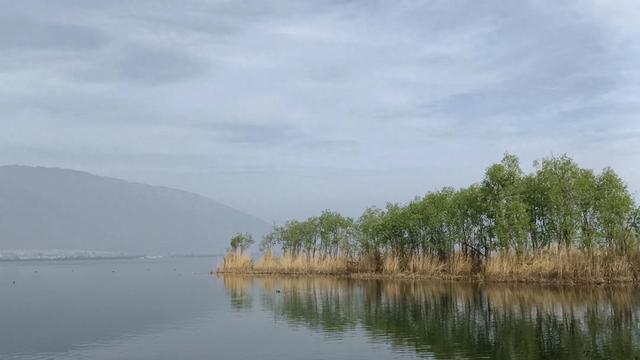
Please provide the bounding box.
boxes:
[0,253,222,263]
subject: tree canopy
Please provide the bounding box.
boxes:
[259,154,638,271]
[230,232,255,252]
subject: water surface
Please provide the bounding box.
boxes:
[2,257,639,359]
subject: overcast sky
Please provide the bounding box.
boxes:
[2,1,639,222]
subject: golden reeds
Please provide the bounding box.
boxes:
[485,247,638,283]
[254,252,350,274]
[217,248,640,284]
[218,250,253,272]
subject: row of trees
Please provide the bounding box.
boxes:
[258,154,639,269]
[260,210,356,258]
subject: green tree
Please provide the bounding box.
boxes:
[318,210,355,257]
[357,207,385,269]
[230,232,255,253]
[411,188,456,259]
[377,203,411,266]
[481,153,528,254]
[535,155,582,249]
[255,152,639,273]
[595,167,634,252]
[575,168,598,250]
[521,173,552,250]
[451,185,487,262]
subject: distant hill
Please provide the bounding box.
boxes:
[0,165,269,255]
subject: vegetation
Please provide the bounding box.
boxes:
[219,153,640,283]
[230,232,255,252]
[221,233,255,272]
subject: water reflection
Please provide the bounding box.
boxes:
[222,275,254,311]
[222,276,640,359]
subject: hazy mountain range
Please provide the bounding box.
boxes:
[0,165,269,256]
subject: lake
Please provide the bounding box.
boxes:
[2,257,639,359]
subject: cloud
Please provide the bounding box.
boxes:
[0,16,108,51]
[0,0,639,220]
[112,45,209,85]
[197,122,304,146]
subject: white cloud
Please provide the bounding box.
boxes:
[1,0,639,220]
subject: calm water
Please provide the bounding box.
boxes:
[2,257,640,359]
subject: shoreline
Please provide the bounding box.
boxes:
[215,269,639,286]
[218,249,640,286]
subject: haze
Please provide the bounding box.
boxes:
[2,1,639,222]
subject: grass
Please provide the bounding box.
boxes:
[485,247,639,284]
[254,251,351,274]
[220,250,253,272]
[217,248,640,284]
[216,250,352,275]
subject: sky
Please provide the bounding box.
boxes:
[1,0,639,222]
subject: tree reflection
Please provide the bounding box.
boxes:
[223,276,640,359]
[222,276,254,311]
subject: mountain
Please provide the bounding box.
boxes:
[0,165,269,255]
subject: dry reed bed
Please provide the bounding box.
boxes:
[217,248,640,284]
[484,248,640,284]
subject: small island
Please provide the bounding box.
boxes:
[219,153,640,284]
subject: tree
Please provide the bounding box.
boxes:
[575,168,598,250]
[535,155,582,249]
[317,210,355,258]
[252,152,639,274]
[411,188,456,259]
[595,167,634,252]
[521,173,552,250]
[451,184,486,262]
[357,207,385,270]
[481,153,528,254]
[230,233,255,253]
[260,230,277,252]
[377,203,411,264]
